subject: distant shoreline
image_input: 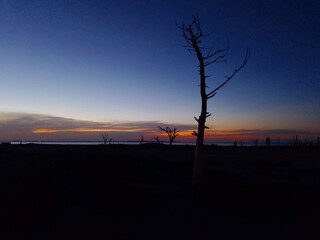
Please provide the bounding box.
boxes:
[2,140,296,147]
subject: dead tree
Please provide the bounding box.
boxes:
[154,136,162,144]
[102,133,109,145]
[177,15,249,186]
[138,135,144,144]
[266,137,271,147]
[158,126,179,146]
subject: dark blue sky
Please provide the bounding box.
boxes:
[0,0,319,141]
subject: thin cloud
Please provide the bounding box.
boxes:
[208,129,311,137]
[0,112,195,141]
[0,112,317,142]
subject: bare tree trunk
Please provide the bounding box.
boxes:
[193,48,207,186]
[193,128,204,186]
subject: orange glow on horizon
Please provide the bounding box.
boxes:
[31,128,316,142]
[33,128,148,133]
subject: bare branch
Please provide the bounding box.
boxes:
[207,92,217,99]
[206,49,250,97]
[203,48,224,60]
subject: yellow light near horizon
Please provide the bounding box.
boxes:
[155,130,193,137]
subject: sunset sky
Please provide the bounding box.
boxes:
[0,0,319,142]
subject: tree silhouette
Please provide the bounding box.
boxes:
[158,126,179,146]
[138,135,144,144]
[266,137,271,147]
[154,136,162,144]
[101,133,109,145]
[102,133,112,145]
[177,15,249,186]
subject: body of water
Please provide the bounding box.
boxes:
[6,141,292,146]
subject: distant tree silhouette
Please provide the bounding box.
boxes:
[102,133,112,145]
[293,135,300,147]
[253,138,259,147]
[138,135,144,144]
[154,136,162,144]
[101,133,109,145]
[158,126,179,146]
[266,137,271,147]
[177,15,249,186]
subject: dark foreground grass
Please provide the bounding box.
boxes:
[0,144,319,239]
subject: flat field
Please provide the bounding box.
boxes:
[0,144,319,239]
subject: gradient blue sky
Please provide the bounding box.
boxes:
[0,0,319,141]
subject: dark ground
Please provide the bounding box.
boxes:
[0,144,319,240]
